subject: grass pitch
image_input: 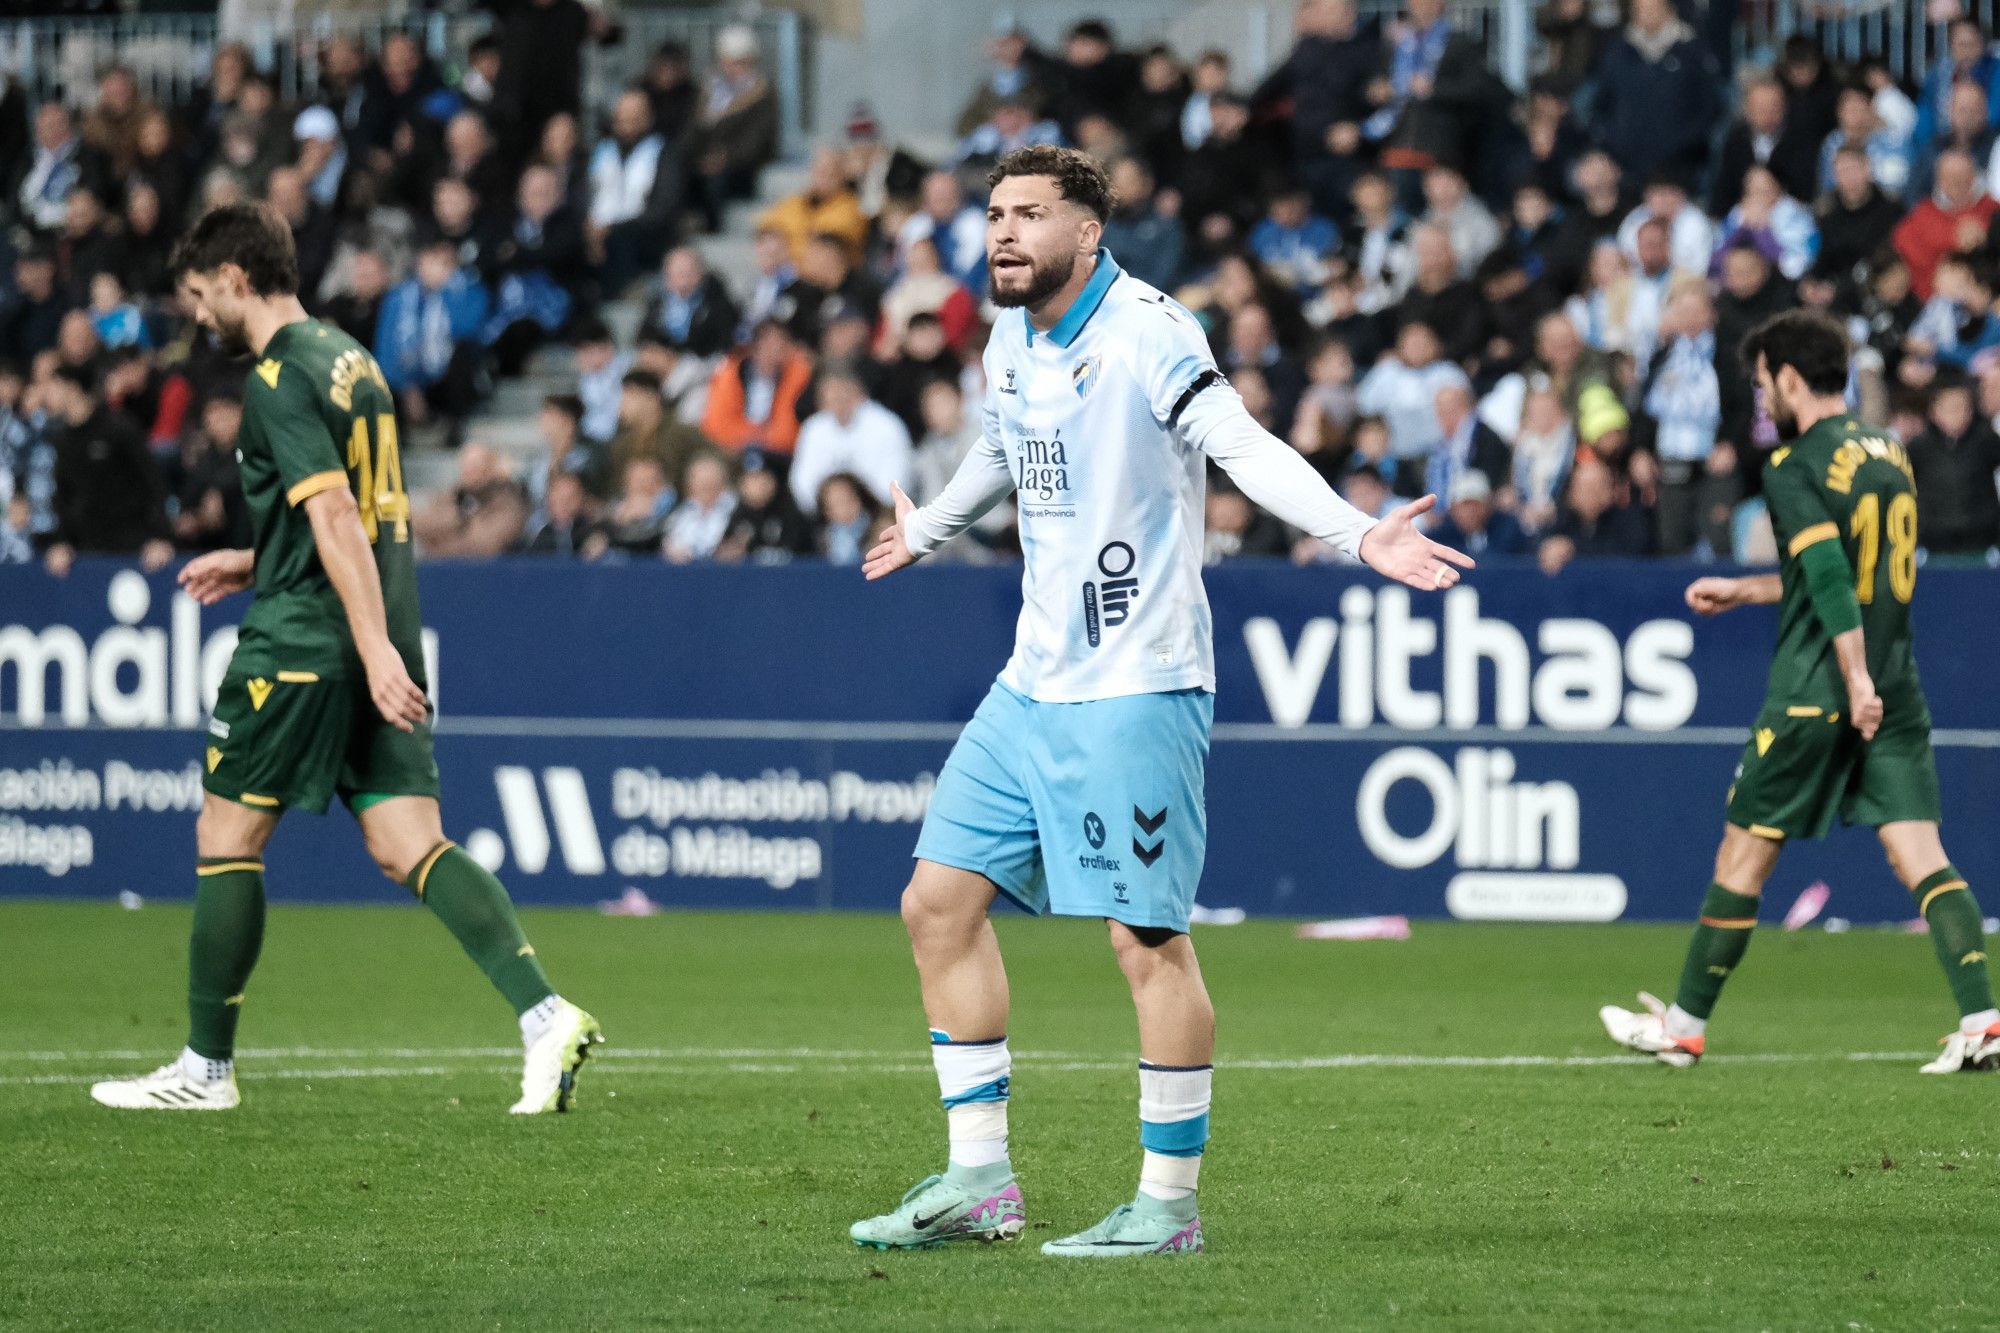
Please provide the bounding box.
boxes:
[4,901,1998,1331]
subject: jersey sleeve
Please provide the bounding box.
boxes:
[250,360,347,508]
[1128,295,1224,431]
[1763,446,1841,560]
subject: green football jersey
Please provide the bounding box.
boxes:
[1759,413,1920,707]
[231,319,424,682]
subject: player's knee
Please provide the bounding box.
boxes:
[1108,920,1184,979]
[363,829,427,886]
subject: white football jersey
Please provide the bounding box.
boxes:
[904,250,1377,706]
[977,252,1219,702]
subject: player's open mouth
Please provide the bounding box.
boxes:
[992,255,1029,274]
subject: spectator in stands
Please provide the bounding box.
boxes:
[1913,17,2000,157]
[164,391,245,552]
[875,238,976,358]
[1714,239,1791,449]
[1816,145,1906,285]
[1249,184,1338,298]
[790,363,913,515]
[742,228,799,336]
[81,66,144,188]
[421,112,511,221]
[185,42,251,169]
[1393,225,1485,366]
[1125,45,1190,181]
[323,249,390,345]
[1356,321,1466,487]
[89,274,146,352]
[481,164,587,377]
[1045,19,1138,140]
[1290,339,1360,468]
[642,40,700,149]
[525,393,605,505]
[1100,158,1183,294]
[759,147,869,266]
[1179,50,1234,152]
[521,470,605,559]
[1568,149,1633,248]
[602,455,677,556]
[130,106,189,230]
[266,166,336,300]
[1893,148,1997,299]
[1499,180,1591,305]
[375,237,491,430]
[876,312,960,439]
[56,188,125,306]
[412,442,529,558]
[1252,0,1379,222]
[909,378,1010,561]
[488,0,604,161]
[1504,77,1587,204]
[290,106,348,215]
[1431,471,1527,556]
[898,171,987,296]
[1419,165,1498,278]
[633,330,714,423]
[55,310,105,386]
[120,183,173,300]
[1911,78,1998,200]
[1820,86,1912,200]
[1537,455,1652,574]
[0,492,32,565]
[1617,174,1716,280]
[608,367,708,494]
[663,451,738,563]
[16,102,83,235]
[956,29,1052,138]
[1204,481,1292,562]
[1424,379,1510,501]
[1712,164,1820,283]
[717,447,814,563]
[952,98,1065,179]
[1642,284,1732,555]
[1345,171,1412,313]
[1177,91,1274,254]
[781,233,883,347]
[1909,372,2000,554]
[702,319,813,466]
[588,89,686,296]
[1591,0,1720,185]
[1224,304,1307,429]
[843,101,928,220]
[1510,384,1573,533]
[459,35,504,120]
[354,33,439,177]
[571,316,631,443]
[41,367,171,577]
[694,25,782,230]
[533,112,591,213]
[816,471,883,565]
[639,246,740,359]
[1711,76,1822,214]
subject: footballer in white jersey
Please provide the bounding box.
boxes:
[848,147,1471,1259]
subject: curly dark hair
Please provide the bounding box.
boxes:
[1739,310,1850,396]
[987,145,1113,221]
[170,202,300,296]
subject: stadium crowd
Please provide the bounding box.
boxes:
[6,0,2000,575]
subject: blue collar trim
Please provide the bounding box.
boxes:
[1026,249,1121,348]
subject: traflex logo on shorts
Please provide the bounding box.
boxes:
[1083,811,1106,849]
[1082,541,1140,648]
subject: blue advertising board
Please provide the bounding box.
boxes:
[3,559,1996,923]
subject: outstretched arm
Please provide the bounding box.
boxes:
[1181,381,1473,590]
[864,431,1013,580]
[178,548,257,604]
[304,487,429,732]
[1685,573,1782,614]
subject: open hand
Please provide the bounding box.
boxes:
[1357,495,1474,591]
[178,548,256,605]
[863,482,919,581]
[363,646,430,734]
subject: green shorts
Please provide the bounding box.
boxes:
[1725,687,1940,841]
[203,669,440,816]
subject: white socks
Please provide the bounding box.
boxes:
[931,1033,1011,1172]
[1137,1063,1212,1203]
[1962,1007,2000,1035]
[179,1046,231,1084]
[1664,1004,1707,1039]
[520,995,564,1047]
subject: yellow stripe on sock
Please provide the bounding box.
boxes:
[1921,880,1969,916]
[1700,916,1758,929]
[1747,824,1786,840]
[196,860,265,876]
[1788,522,1839,556]
[411,841,457,900]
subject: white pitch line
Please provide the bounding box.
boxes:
[0,1047,1939,1088]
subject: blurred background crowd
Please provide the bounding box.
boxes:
[6,0,2000,577]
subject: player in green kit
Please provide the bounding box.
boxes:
[89,204,603,1113]
[1600,310,2000,1073]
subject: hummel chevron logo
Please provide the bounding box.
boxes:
[1132,838,1164,868]
[1133,807,1167,835]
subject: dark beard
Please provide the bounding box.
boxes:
[212,318,250,355]
[990,249,1077,311]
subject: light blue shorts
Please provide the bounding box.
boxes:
[914,681,1213,932]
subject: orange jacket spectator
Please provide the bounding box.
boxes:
[757,146,870,264]
[701,328,815,456]
[1893,150,1999,299]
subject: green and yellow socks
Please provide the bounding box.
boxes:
[1667,883,1760,1037]
[1912,867,1999,1032]
[406,842,558,1023]
[184,857,268,1077]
